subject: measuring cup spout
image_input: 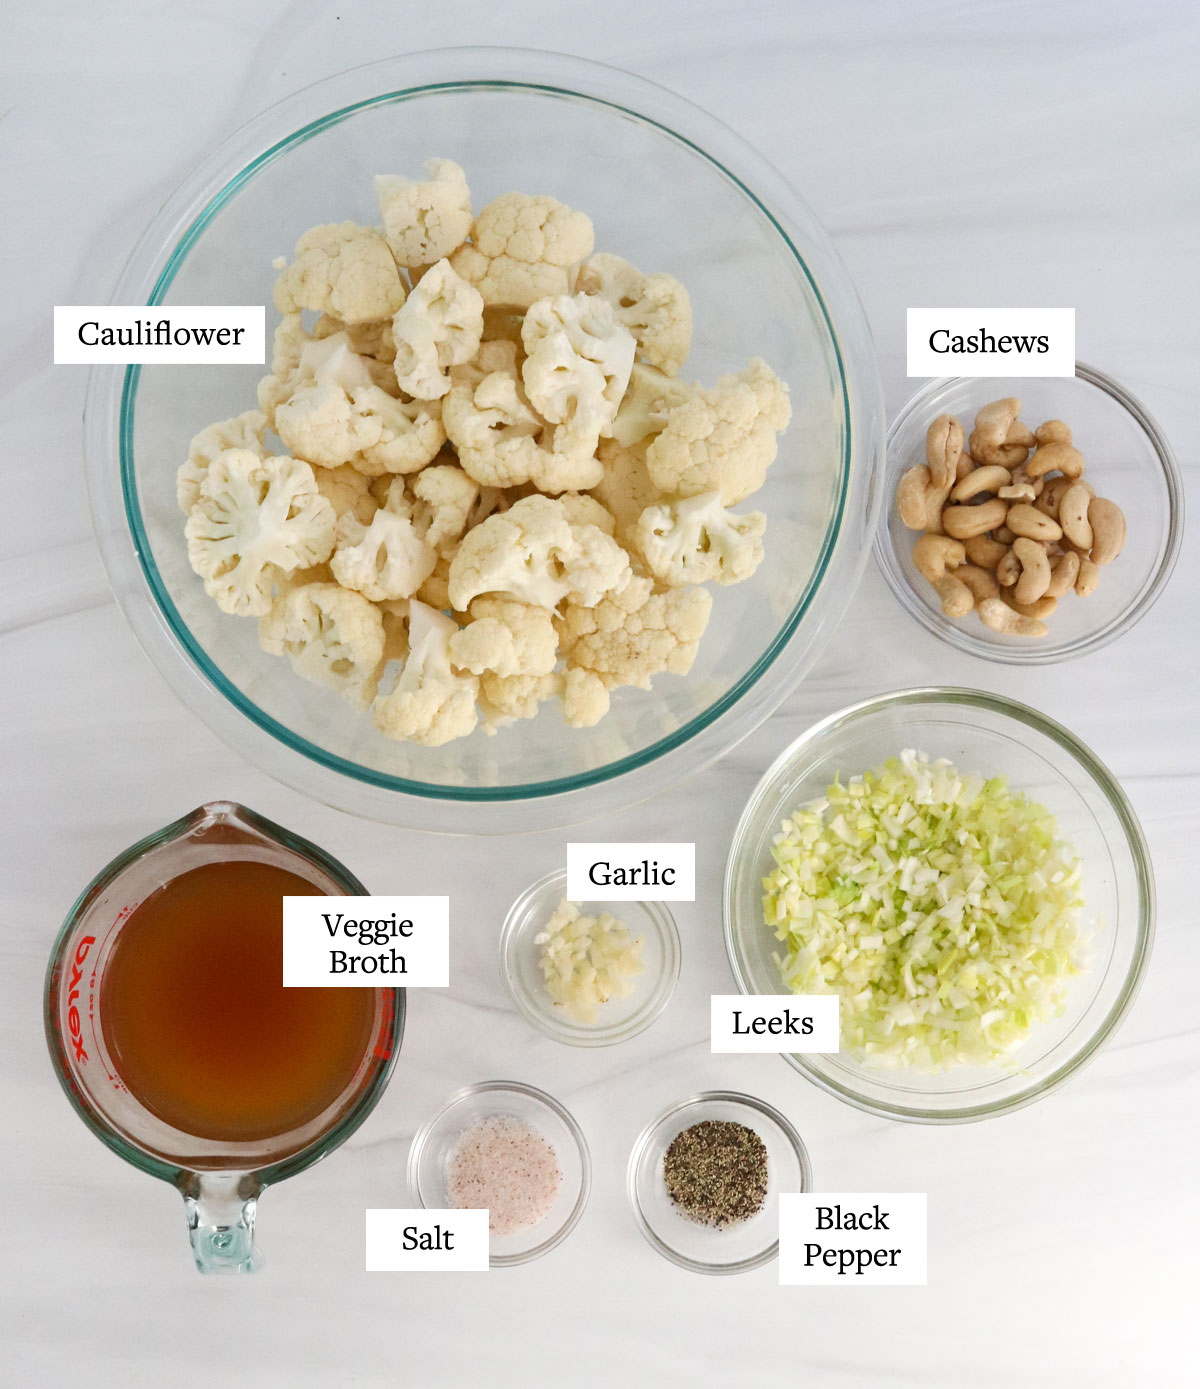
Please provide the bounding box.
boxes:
[182,1172,262,1274]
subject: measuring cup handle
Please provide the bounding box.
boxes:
[181,1172,262,1274]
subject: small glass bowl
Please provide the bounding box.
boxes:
[499,869,680,1047]
[875,364,1183,663]
[407,1080,590,1266]
[724,688,1156,1123]
[627,1091,812,1275]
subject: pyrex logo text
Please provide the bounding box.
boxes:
[67,937,95,1062]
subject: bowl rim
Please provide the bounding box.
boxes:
[626,1089,812,1275]
[722,686,1157,1124]
[83,45,885,829]
[499,868,681,1047]
[873,362,1185,665]
[406,1078,592,1266]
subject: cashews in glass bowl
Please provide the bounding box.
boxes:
[875,365,1182,663]
[85,47,884,832]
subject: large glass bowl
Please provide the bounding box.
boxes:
[875,366,1183,664]
[724,689,1155,1123]
[84,47,884,832]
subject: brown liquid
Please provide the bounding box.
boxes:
[99,859,379,1144]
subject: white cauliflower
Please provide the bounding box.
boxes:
[273,334,385,466]
[611,363,693,448]
[448,494,630,612]
[479,671,561,729]
[313,463,378,526]
[449,597,558,678]
[351,386,445,476]
[273,222,407,324]
[557,574,713,692]
[373,601,480,746]
[331,505,437,603]
[442,359,602,493]
[185,449,335,616]
[450,192,594,309]
[407,464,481,550]
[562,667,610,727]
[178,410,267,513]
[559,492,616,536]
[521,293,636,449]
[636,491,766,587]
[646,358,791,504]
[257,313,310,425]
[591,438,666,541]
[258,582,385,710]
[375,159,473,268]
[575,252,692,375]
[391,258,484,399]
[313,313,397,364]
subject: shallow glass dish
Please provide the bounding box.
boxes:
[627,1091,811,1275]
[724,688,1155,1124]
[875,365,1183,664]
[407,1080,590,1266]
[500,868,680,1047]
[85,46,884,832]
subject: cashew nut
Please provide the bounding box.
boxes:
[1035,476,1074,520]
[956,564,1000,604]
[1075,557,1100,597]
[1034,420,1072,447]
[1001,591,1058,620]
[1058,483,1094,550]
[996,547,1021,587]
[1006,503,1062,543]
[1088,497,1126,565]
[955,450,975,481]
[912,534,972,615]
[978,596,1048,638]
[1012,537,1051,604]
[1026,440,1086,480]
[925,414,964,491]
[969,397,1029,467]
[942,497,1008,539]
[994,525,1016,544]
[951,464,1011,502]
[1044,550,1081,598]
[964,534,1009,569]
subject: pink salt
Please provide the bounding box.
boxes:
[446,1114,562,1236]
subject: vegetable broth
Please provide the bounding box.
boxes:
[99,860,378,1143]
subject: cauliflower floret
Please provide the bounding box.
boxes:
[559,492,616,536]
[408,464,481,549]
[257,314,310,425]
[373,601,479,746]
[178,409,267,513]
[416,552,454,611]
[449,597,558,678]
[450,192,594,309]
[521,293,636,448]
[442,362,602,493]
[258,582,385,710]
[313,463,378,525]
[636,491,766,587]
[575,252,692,375]
[185,449,335,616]
[391,258,484,400]
[592,438,666,541]
[562,667,610,727]
[611,363,693,448]
[375,160,473,268]
[557,574,713,692]
[273,222,407,324]
[448,495,630,612]
[313,313,397,365]
[276,380,384,469]
[331,505,437,603]
[479,671,560,727]
[646,358,791,504]
[351,386,445,476]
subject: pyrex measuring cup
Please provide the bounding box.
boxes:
[44,801,403,1273]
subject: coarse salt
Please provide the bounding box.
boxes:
[446,1115,561,1237]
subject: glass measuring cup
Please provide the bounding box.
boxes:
[44,801,404,1273]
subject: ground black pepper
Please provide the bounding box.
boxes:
[662,1119,768,1228]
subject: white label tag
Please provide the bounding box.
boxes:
[779,1194,927,1286]
[365,1209,489,1272]
[566,843,695,901]
[710,994,839,1053]
[53,305,266,364]
[282,896,448,987]
[906,307,1074,377]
